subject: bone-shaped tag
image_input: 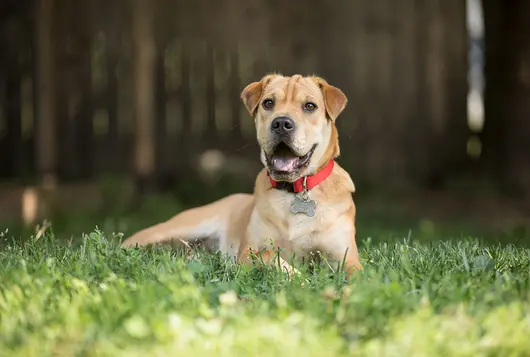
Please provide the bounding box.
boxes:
[290,196,317,217]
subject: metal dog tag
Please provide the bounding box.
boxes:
[290,195,317,217]
[290,177,317,217]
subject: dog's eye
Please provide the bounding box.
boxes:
[303,102,317,112]
[262,99,275,110]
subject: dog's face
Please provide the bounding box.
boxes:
[241,74,347,182]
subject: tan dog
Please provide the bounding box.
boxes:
[122,74,362,277]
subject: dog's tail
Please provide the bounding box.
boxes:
[120,193,253,252]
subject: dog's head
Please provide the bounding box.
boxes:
[241,74,347,182]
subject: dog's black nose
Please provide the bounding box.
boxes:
[271,116,295,134]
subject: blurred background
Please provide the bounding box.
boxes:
[0,0,529,244]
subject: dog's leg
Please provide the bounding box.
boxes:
[343,246,363,278]
[237,245,300,278]
[322,244,362,279]
[121,207,222,249]
[318,214,363,279]
[334,236,363,279]
[121,194,253,259]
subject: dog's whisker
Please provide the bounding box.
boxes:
[234,143,251,152]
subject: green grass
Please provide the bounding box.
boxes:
[1,226,530,356]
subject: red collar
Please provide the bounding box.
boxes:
[269,160,335,193]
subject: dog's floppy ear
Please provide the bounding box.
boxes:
[313,77,348,121]
[241,74,276,115]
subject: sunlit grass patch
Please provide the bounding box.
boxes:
[0,229,529,356]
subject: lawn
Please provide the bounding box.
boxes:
[1,223,530,356]
[0,183,529,357]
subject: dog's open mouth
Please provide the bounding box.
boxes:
[270,143,317,173]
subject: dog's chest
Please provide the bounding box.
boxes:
[264,190,336,248]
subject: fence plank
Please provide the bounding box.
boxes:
[132,0,156,191]
[34,0,57,185]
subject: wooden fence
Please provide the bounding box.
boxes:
[0,0,475,191]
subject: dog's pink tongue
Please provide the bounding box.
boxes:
[273,157,298,172]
